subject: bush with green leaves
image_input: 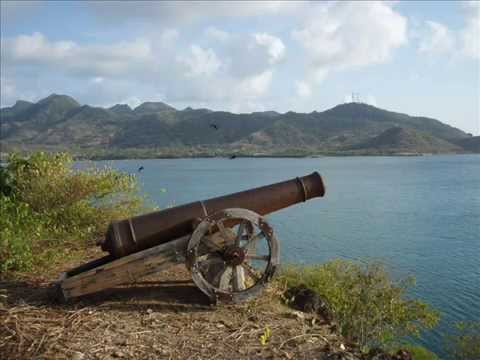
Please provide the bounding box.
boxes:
[277,260,440,348]
[390,344,438,360]
[0,196,43,273]
[445,321,480,360]
[0,152,146,275]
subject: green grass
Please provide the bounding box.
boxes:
[277,260,440,349]
[388,344,438,360]
[0,151,147,276]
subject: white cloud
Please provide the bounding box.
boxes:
[417,2,479,59]
[253,33,286,64]
[460,1,480,59]
[178,45,222,77]
[292,2,407,71]
[418,21,455,55]
[160,28,180,45]
[291,2,407,103]
[295,81,312,98]
[2,32,153,77]
[0,29,283,111]
[237,70,273,98]
[122,97,142,109]
[203,31,286,79]
[90,77,104,84]
[205,27,230,42]
[366,94,378,107]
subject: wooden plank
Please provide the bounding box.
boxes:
[60,235,189,299]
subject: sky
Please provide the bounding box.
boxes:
[1,1,479,134]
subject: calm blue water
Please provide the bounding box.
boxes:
[92,155,479,357]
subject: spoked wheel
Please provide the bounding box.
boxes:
[186,208,279,303]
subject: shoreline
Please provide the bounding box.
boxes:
[78,152,478,161]
[3,148,478,162]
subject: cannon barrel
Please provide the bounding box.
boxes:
[101,172,325,258]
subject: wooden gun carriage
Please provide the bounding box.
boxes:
[55,172,325,304]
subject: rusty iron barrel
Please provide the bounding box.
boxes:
[101,172,325,258]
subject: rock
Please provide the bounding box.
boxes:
[394,350,412,360]
[72,352,85,360]
[368,348,383,357]
[112,350,126,358]
[285,285,330,319]
[366,347,412,360]
[113,338,128,346]
[366,348,413,360]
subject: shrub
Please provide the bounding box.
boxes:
[390,344,438,360]
[445,321,480,360]
[277,260,440,348]
[0,152,146,275]
[0,196,43,273]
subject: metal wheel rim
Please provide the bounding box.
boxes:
[186,208,279,303]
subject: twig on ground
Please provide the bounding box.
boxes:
[279,333,329,349]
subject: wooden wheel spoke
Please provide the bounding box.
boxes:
[216,220,233,245]
[242,263,261,283]
[188,208,279,303]
[232,265,246,291]
[200,236,223,252]
[242,231,264,250]
[245,254,269,262]
[219,266,233,290]
[235,221,246,246]
[201,254,225,267]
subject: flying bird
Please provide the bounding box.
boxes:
[138,166,144,172]
[209,123,219,130]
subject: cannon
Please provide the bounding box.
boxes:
[55,172,326,303]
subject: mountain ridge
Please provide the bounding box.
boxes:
[1,94,477,157]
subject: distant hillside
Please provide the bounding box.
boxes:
[133,101,176,115]
[453,136,480,153]
[1,94,477,157]
[349,126,462,154]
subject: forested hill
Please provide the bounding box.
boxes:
[1,94,477,157]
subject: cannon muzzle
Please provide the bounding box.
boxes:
[101,172,325,258]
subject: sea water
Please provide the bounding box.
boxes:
[91,155,479,358]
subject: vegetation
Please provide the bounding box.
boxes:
[454,136,480,153]
[2,94,477,157]
[2,150,475,359]
[349,126,461,154]
[389,344,438,360]
[277,260,440,349]
[445,321,480,360]
[0,151,146,275]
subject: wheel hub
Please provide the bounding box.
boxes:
[223,246,246,266]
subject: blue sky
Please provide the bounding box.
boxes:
[1,1,479,134]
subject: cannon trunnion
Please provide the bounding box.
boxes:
[55,172,326,304]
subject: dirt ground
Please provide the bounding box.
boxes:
[1,249,353,360]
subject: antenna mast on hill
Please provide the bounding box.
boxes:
[351,92,361,103]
